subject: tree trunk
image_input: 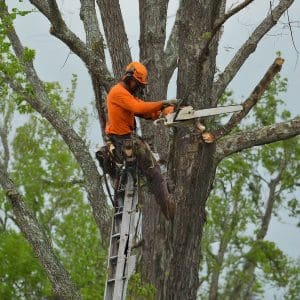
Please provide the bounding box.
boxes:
[166,0,222,297]
[138,1,223,298]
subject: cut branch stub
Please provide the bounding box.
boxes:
[214,57,284,140]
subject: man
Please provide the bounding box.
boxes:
[105,61,177,220]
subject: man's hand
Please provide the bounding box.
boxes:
[162,105,175,116]
[163,99,180,106]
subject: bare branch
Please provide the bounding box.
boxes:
[0,168,81,299]
[212,0,295,104]
[96,0,132,78]
[221,0,254,25]
[0,102,13,171]
[286,9,300,55]
[216,117,300,161]
[229,159,286,298]
[214,57,284,139]
[78,0,110,133]
[257,171,282,240]
[9,76,110,240]
[0,6,111,239]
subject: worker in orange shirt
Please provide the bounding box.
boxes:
[105,61,177,220]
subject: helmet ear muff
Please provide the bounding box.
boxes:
[125,67,135,78]
[123,67,135,84]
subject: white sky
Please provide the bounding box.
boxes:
[7,1,300,298]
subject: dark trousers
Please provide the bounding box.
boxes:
[107,133,174,219]
[107,133,157,171]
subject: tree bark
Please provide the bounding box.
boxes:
[164,1,223,298]
[138,1,173,294]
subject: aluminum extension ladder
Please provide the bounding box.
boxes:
[104,167,141,300]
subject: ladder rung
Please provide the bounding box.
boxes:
[107,278,115,283]
[109,255,118,261]
[112,233,120,238]
[114,211,123,217]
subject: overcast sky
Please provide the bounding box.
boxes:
[7,1,300,298]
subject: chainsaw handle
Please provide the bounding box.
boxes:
[173,99,184,122]
[153,118,165,126]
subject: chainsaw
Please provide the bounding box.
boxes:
[154,104,243,127]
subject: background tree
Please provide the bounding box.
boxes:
[199,75,300,299]
[0,0,300,299]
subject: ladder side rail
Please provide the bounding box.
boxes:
[112,174,135,299]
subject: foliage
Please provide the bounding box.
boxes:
[127,272,156,300]
[0,230,52,299]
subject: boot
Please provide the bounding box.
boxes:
[145,165,176,220]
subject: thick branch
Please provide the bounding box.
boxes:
[139,0,169,161]
[91,75,107,136]
[212,0,295,104]
[30,0,89,65]
[79,0,109,132]
[1,9,111,240]
[29,0,113,91]
[214,57,284,139]
[164,4,182,84]
[0,169,81,299]
[96,0,132,78]
[216,117,300,161]
[80,0,105,57]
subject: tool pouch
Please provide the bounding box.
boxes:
[95,145,117,178]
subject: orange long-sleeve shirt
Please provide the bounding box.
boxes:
[105,83,163,135]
